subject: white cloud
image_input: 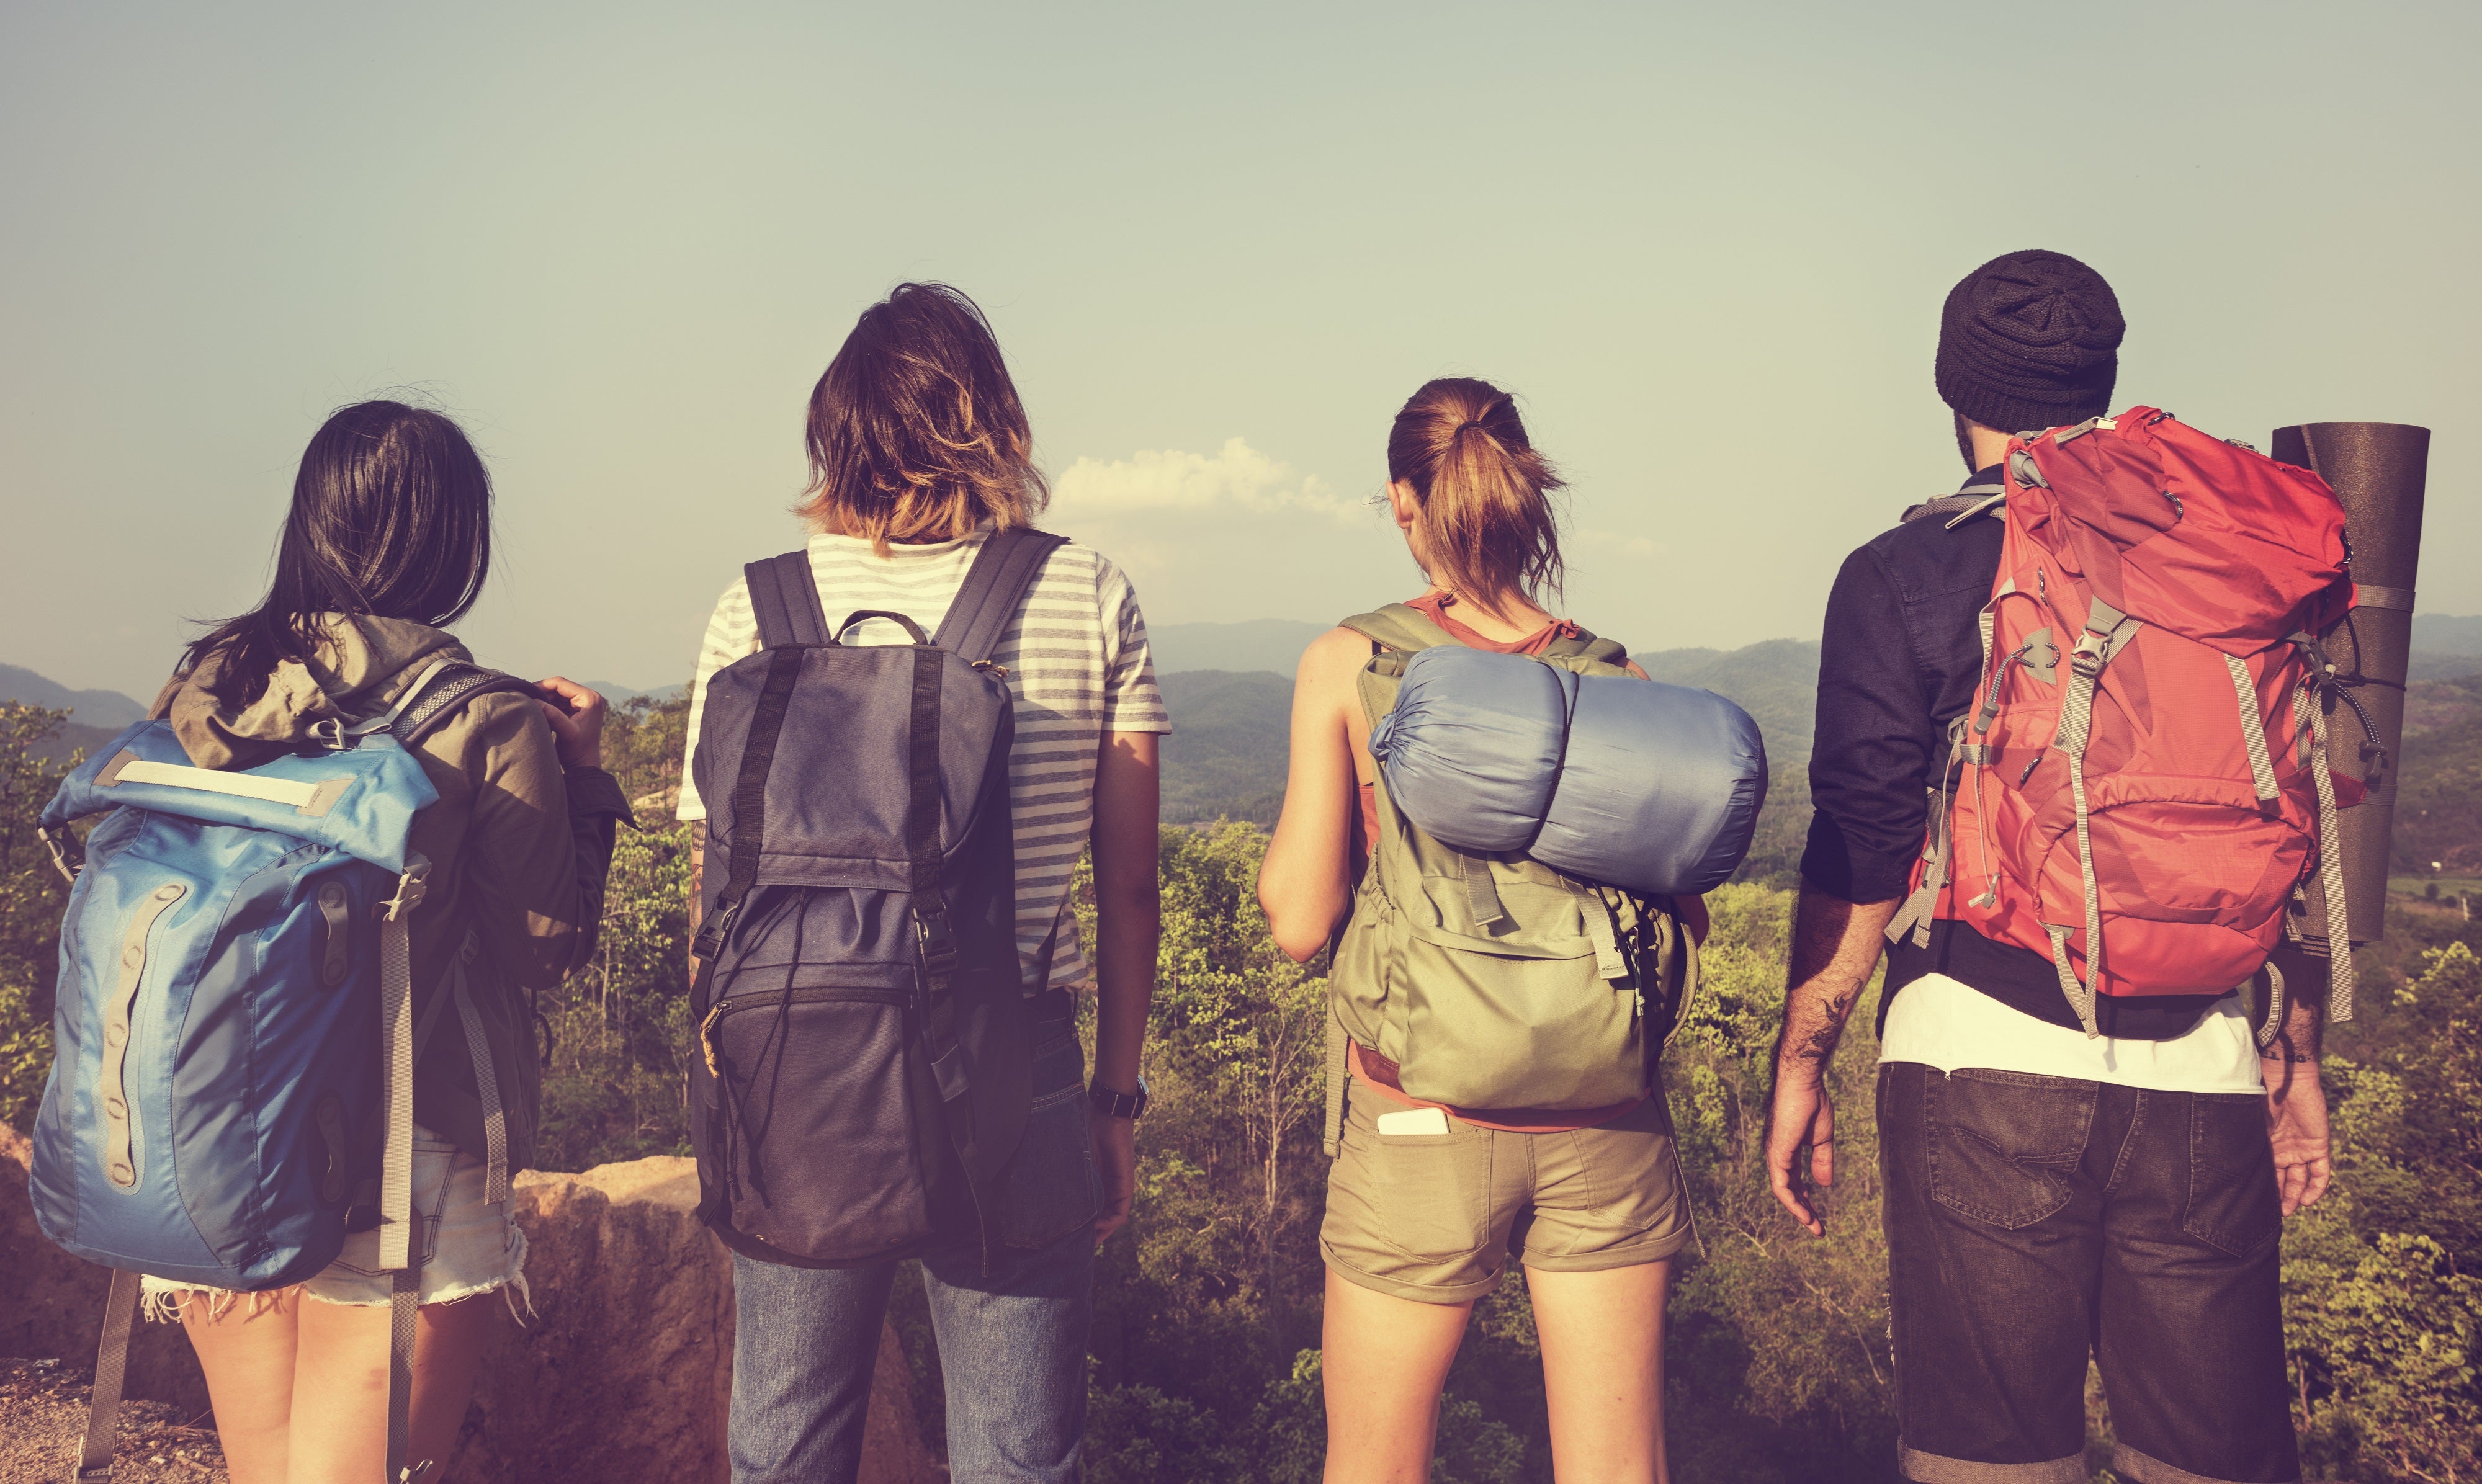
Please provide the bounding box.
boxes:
[1049,437,1357,524]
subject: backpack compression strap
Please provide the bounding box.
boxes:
[74,1269,141,1480]
[933,527,1072,663]
[745,550,833,648]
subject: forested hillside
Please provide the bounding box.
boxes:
[4,680,2479,1482]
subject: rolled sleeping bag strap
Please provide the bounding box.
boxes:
[1570,883,1629,982]
[1461,851,1510,932]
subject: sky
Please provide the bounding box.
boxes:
[4,1,2476,700]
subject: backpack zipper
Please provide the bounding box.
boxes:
[699,986,910,1075]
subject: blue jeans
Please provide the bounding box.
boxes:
[728,1016,1103,1484]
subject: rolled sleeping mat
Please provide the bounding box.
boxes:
[1368,645,1770,896]
[2271,421,2430,950]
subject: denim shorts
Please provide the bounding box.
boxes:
[141,1124,529,1321]
[1320,1078,1695,1305]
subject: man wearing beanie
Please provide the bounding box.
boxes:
[1760,251,2318,1484]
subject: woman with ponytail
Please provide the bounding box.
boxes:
[1260,378,1694,1483]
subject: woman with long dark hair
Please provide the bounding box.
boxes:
[1259,378,1698,1483]
[140,400,630,1482]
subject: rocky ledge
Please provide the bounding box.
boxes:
[3,1131,938,1483]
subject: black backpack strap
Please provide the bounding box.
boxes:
[933,527,1071,663]
[745,550,832,649]
[390,664,542,748]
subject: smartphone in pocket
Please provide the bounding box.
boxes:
[1376,1107,1451,1137]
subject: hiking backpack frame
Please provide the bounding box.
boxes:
[1321,604,1702,1156]
[34,657,535,1483]
[1886,409,2370,1039]
[688,527,1067,1272]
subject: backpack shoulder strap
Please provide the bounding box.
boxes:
[745,549,831,649]
[933,527,1072,663]
[1539,628,1629,666]
[389,664,540,749]
[1901,483,2007,527]
[1339,603,1456,655]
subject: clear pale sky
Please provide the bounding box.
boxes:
[5,1,2475,700]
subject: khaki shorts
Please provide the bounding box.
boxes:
[1320,1080,1696,1305]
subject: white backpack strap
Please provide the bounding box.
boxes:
[2226,654,2281,805]
[447,933,512,1207]
[74,1267,143,1480]
[2045,598,2144,1037]
[375,855,434,1482]
[2301,655,2355,1022]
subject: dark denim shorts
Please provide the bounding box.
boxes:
[1878,1062,2298,1484]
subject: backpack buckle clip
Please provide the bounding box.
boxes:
[692,900,740,961]
[376,860,430,921]
[915,911,960,978]
[37,825,82,883]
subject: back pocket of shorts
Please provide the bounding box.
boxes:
[2183,1092,2279,1255]
[1359,1103,1492,1261]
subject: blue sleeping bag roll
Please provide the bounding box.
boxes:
[1368,645,1769,896]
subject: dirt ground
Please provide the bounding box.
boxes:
[0,1358,226,1484]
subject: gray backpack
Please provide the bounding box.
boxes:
[688,528,1065,1269]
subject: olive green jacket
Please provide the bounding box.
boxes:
[153,615,629,1173]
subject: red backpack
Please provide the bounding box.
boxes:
[1886,408,2362,1037]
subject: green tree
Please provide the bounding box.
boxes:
[0,703,78,1131]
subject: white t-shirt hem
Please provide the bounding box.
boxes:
[1878,972,2264,1094]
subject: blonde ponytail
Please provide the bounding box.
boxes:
[1386,378,1566,617]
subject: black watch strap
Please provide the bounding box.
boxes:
[1088,1076,1147,1120]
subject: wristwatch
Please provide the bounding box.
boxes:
[1088,1073,1149,1121]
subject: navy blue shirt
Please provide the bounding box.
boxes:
[1801,467,2223,1041]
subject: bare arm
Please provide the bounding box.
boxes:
[1258,628,1371,962]
[1088,730,1161,1245]
[1088,732,1162,1094]
[2262,945,2332,1217]
[1765,887,1898,1235]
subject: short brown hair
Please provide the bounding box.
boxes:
[1386,377,1567,614]
[798,283,1047,552]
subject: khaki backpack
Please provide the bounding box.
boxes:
[1321,604,1700,1155]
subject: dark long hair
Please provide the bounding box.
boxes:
[797,282,1046,554]
[1386,377,1567,616]
[182,401,493,704]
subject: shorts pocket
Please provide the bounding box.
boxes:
[1353,1098,1492,1262]
[1925,1068,2095,1230]
[325,1142,454,1277]
[2182,1091,2279,1255]
[992,1028,1103,1250]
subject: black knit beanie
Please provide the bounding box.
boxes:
[1935,249,2125,434]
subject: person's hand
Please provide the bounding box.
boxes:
[1090,1111,1137,1247]
[2264,1056,2333,1217]
[1767,1071,1836,1236]
[535,677,607,771]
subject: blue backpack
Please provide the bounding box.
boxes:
[32,658,529,1484]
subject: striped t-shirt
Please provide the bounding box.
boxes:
[678,525,1170,991]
